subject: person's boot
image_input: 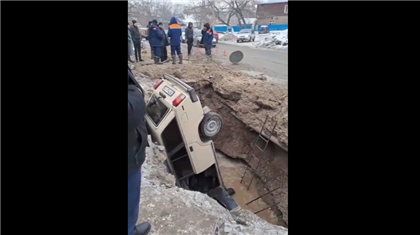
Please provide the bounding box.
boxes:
[178,54,183,64]
[172,55,176,64]
[134,222,151,235]
[154,58,163,65]
[139,57,144,62]
[187,53,190,60]
[128,56,135,63]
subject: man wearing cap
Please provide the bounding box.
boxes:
[158,22,169,62]
[147,19,163,64]
[202,23,214,59]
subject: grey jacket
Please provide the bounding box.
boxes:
[185,27,194,39]
[128,29,134,56]
[130,25,142,41]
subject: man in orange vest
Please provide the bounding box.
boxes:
[167,17,183,64]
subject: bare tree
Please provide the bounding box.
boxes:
[199,0,257,27]
[232,0,249,26]
[128,0,185,27]
[184,0,212,27]
[207,0,236,26]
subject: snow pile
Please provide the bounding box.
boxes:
[218,30,288,50]
[219,33,237,41]
[254,29,288,49]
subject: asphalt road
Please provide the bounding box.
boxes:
[181,42,288,83]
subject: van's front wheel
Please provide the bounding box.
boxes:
[200,112,223,139]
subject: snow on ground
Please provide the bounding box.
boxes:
[219,29,288,51]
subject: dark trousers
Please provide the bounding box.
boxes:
[128,168,141,235]
[204,44,212,56]
[133,40,142,61]
[187,38,194,55]
[170,45,181,55]
[149,42,153,57]
[152,46,162,58]
[161,45,168,61]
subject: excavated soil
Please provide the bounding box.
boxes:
[133,52,288,226]
[137,55,288,148]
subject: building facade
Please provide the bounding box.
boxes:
[256,1,288,25]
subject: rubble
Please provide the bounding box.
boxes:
[140,139,288,235]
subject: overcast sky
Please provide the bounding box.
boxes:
[167,0,287,4]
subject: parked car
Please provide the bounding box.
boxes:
[214,32,219,43]
[236,29,256,43]
[181,32,186,43]
[258,25,270,34]
[193,29,217,47]
[145,74,238,210]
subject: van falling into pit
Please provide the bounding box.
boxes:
[145,74,238,211]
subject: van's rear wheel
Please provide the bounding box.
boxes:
[200,112,222,139]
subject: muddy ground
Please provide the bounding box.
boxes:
[132,49,288,226]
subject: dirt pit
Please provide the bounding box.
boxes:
[217,152,281,225]
[132,54,288,226]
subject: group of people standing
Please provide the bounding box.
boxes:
[184,22,214,59]
[146,18,182,65]
[128,17,214,65]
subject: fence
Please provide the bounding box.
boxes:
[214,24,288,32]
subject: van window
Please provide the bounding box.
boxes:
[146,95,169,126]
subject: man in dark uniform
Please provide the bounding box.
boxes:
[128,66,151,235]
[167,16,183,64]
[147,19,163,64]
[202,23,214,59]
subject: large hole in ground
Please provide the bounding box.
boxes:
[217,146,288,227]
[133,66,288,227]
[191,81,289,227]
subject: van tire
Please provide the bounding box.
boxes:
[200,112,223,139]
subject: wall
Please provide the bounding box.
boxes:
[257,2,288,18]
[214,24,288,32]
[257,16,288,25]
[256,2,288,25]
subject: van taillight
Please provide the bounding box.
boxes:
[153,80,164,89]
[172,94,186,107]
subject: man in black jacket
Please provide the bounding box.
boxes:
[185,22,194,60]
[130,20,144,62]
[128,67,151,235]
[158,22,169,62]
